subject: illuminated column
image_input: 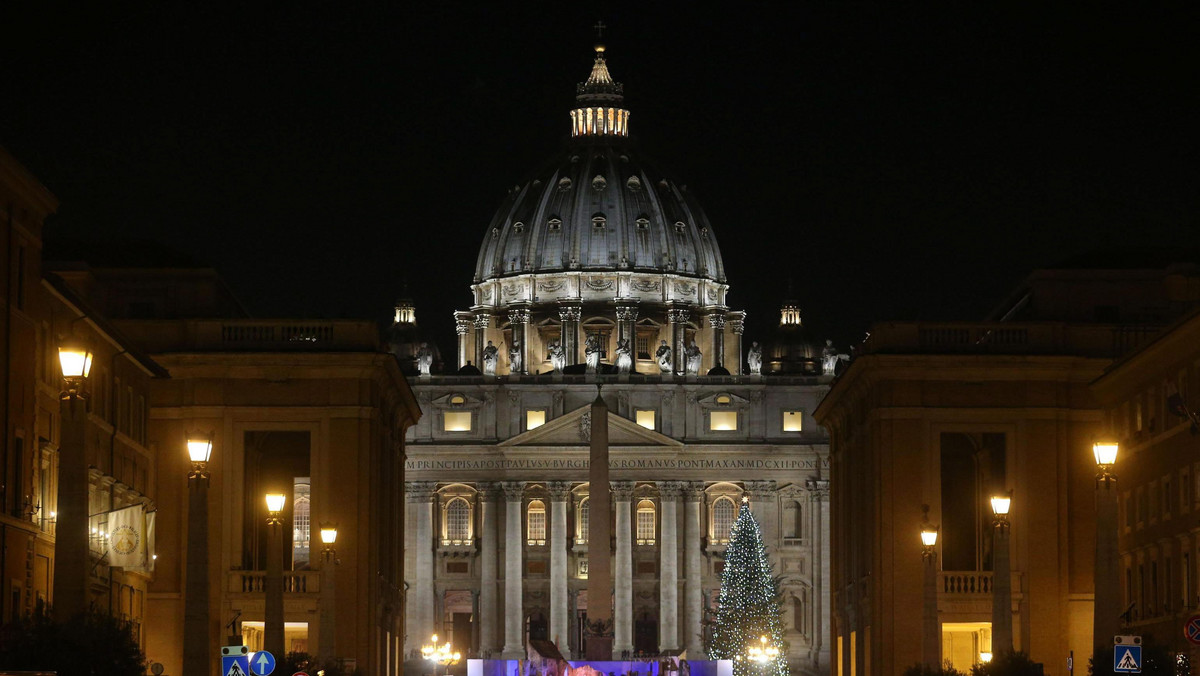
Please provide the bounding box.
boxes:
[508,307,531,375]
[667,306,690,376]
[502,481,526,658]
[478,483,499,655]
[559,304,582,366]
[406,481,437,655]
[728,311,746,375]
[707,313,727,372]
[683,482,705,657]
[473,312,491,369]
[807,478,831,672]
[548,481,571,657]
[658,481,683,651]
[455,311,473,369]
[613,481,635,656]
[616,304,638,345]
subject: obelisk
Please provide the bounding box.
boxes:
[585,389,613,660]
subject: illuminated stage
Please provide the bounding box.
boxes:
[468,659,733,676]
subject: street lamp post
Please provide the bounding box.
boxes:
[422,634,462,676]
[265,492,287,658]
[183,434,214,676]
[318,523,339,665]
[746,634,781,673]
[990,493,1013,655]
[1093,440,1121,662]
[921,511,940,669]
[52,336,92,620]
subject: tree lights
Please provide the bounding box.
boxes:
[706,500,787,676]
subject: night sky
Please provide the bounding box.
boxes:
[2,5,1196,355]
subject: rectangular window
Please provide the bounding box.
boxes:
[636,409,656,430]
[526,410,546,430]
[443,411,472,432]
[783,411,803,432]
[527,510,546,542]
[709,411,738,431]
[636,508,655,544]
[636,334,652,360]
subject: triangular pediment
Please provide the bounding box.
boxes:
[500,404,683,448]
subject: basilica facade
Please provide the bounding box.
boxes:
[401,44,832,674]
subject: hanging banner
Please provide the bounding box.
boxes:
[107,504,145,568]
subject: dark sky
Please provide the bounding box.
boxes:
[2,4,1197,354]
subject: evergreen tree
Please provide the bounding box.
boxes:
[705,498,788,676]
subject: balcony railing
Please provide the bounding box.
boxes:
[940,571,994,595]
[227,570,321,594]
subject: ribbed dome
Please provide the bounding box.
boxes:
[474,145,726,285]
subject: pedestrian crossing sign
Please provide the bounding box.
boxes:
[1114,645,1142,673]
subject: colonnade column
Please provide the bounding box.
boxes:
[746,481,778,563]
[683,482,705,657]
[559,303,582,366]
[728,311,746,375]
[478,483,499,656]
[807,478,831,671]
[455,311,473,369]
[508,306,531,375]
[502,481,526,658]
[707,313,726,372]
[612,481,635,657]
[659,481,683,652]
[405,481,437,655]
[667,306,690,376]
[548,481,572,656]
[473,312,491,369]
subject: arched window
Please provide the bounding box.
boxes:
[577,498,590,544]
[712,497,736,543]
[527,499,547,545]
[446,497,471,544]
[636,499,656,545]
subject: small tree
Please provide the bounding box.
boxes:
[903,663,966,676]
[0,607,146,676]
[704,499,787,676]
[970,652,1041,676]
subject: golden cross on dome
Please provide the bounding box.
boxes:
[593,20,607,39]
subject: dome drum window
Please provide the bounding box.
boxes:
[592,214,607,229]
[635,216,650,230]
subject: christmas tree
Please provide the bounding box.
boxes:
[706,498,788,676]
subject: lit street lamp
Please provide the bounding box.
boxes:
[318,523,339,665]
[52,336,93,620]
[183,433,213,676]
[1093,440,1120,662]
[746,635,780,664]
[422,634,462,676]
[920,509,940,669]
[265,492,287,658]
[990,492,1013,655]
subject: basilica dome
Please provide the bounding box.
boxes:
[453,43,744,378]
[473,146,726,285]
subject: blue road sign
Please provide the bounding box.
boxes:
[222,652,250,676]
[250,651,276,676]
[1114,645,1142,673]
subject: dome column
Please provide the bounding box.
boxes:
[667,306,690,376]
[707,312,727,373]
[508,306,531,375]
[728,311,746,375]
[616,303,638,353]
[455,311,473,369]
[473,311,492,368]
[558,303,582,366]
